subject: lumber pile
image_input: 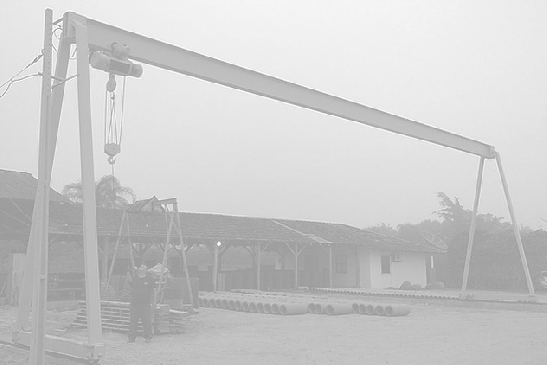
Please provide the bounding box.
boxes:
[70,300,191,334]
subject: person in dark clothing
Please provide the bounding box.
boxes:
[127,265,155,343]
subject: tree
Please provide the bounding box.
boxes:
[62,175,136,209]
[366,223,397,236]
[363,192,545,290]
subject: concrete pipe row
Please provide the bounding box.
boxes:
[307,302,354,315]
[199,293,411,317]
[198,293,308,315]
[310,287,457,300]
[351,302,411,317]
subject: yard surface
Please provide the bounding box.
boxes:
[1,294,547,365]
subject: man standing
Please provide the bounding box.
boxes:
[127,265,155,343]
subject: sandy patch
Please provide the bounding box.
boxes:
[1,296,547,365]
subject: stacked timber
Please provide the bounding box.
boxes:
[70,300,191,334]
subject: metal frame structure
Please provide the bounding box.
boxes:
[105,197,194,307]
[17,9,535,364]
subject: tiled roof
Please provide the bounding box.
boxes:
[0,169,68,202]
[0,198,443,254]
[272,218,443,253]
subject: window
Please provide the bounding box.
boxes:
[381,255,391,274]
[335,255,347,273]
[390,251,402,262]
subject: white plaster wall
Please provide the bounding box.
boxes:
[391,252,427,288]
[369,251,427,289]
[359,249,372,288]
[369,251,393,288]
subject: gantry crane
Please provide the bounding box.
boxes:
[16,9,535,364]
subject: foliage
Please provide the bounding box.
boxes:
[366,192,547,291]
[62,175,136,209]
[366,223,397,236]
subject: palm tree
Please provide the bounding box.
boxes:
[62,175,136,209]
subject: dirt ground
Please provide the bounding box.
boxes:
[1,295,547,365]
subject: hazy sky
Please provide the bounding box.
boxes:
[1,1,546,230]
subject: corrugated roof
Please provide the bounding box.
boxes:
[0,169,68,202]
[0,198,443,254]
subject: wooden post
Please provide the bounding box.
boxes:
[328,244,333,288]
[173,202,193,304]
[75,19,103,344]
[495,152,535,296]
[294,243,298,288]
[355,246,361,288]
[461,157,485,294]
[212,243,219,291]
[106,211,127,289]
[154,210,175,307]
[9,254,26,306]
[257,242,261,291]
[29,10,53,365]
[101,237,110,289]
[127,216,135,273]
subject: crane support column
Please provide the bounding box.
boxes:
[461,157,485,295]
[29,9,53,365]
[75,19,103,344]
[495,153,535,297]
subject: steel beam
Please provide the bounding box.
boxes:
[29,9,53,365]
[15,14,71,334]
[74,19,103,344]
[461,157,485,295]
[63,12,496,159]
[495,153,535,297]
[14,332,105,362]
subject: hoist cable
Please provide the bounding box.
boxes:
[103,88,108,145]
[119,77,127,145]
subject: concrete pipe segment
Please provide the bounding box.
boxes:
[263,303,273,314]
[326,303,353,315]
[314,303,328,314]
[249,302,258,313]
[384,305,411,317]
[234,300,243,311]
[279,303,309,315]
[241,301,251,312]
[270,303,280,314]
[366,304,375,315]
[374,305,386,316]
[256,302,265,313]
[228,299,237,310]
[308,302,316,314]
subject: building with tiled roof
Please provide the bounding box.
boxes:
[0,169,443,299]
[1,199,442,293]
[0,169,68,202]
